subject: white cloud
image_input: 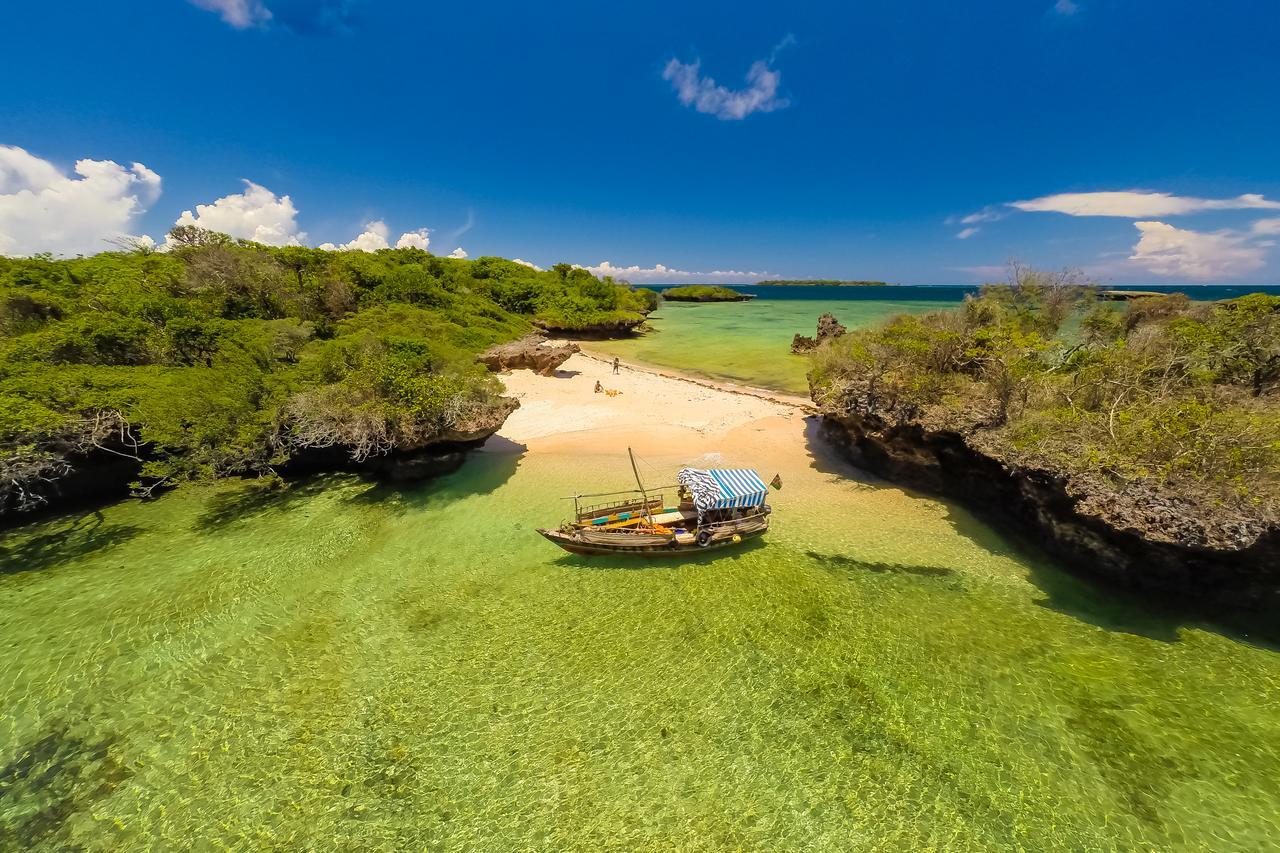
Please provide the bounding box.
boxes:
[448,247,468,259]
[1128,221,1267,279]
[171,180,305,247]
[1251,218,1280,236]
[662,49,790,120]
[1052,0,1079,15]
[959,207,1005,225]
[0,145,162,256]
[187,0,271,28]
[319,222,431,252]
[580,260,772,284]
[1010,190,1280,218]
[334,220,390,252]
[512,258,543,271]
[946,206,1005,237]
[395,228,430,250]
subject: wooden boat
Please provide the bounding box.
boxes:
[537,450,774,556]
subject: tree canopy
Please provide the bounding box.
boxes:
[0,230,653,513]
[811,268,1280,519]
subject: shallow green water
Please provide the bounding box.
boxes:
[3,439,1278,850]
[590,295,957,393]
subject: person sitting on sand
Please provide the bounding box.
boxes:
[594,380,603,393]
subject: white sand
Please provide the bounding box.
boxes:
[496,352,811,456]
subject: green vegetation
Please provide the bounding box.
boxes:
[529,263,654,332]
[767,279,888,286]
[660,285,750,302]
[0,231,651,513]
[811,267,1280,517]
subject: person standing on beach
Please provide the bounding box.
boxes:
[612,357,620,375]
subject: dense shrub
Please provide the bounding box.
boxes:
[0,229,641,512]
[812,268,1280,514]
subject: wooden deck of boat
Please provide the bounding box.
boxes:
[593,508,698,530]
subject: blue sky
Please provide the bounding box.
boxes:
[2,0,1279,283]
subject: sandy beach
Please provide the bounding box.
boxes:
[496,350,812,458]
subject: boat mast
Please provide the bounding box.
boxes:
[628,447,655,526]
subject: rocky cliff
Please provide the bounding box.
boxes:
[817,406,1280,615]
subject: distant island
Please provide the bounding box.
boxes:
[661,285,755,302]
[765,279,888,286]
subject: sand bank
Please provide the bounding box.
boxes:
[496,351,811,458]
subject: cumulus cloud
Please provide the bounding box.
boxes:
[662,40,792,121]
[187,0,271,28]
[1128,221,1267,279]
[1010,190,1280,218]
[317,221,431,252]
[170,180,305,246]
[318,221,386,251]
[1251,218,1280,236]
[512,258,543,271]
[0,145,162,256]
[448,247,468,259]
[395,228,430,250]
[580,261,772,284]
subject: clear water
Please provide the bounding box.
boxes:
[592,284,1280,394]
[3,431,1279,850]
[591,292,959,393]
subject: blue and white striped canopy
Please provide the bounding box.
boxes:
[677,468,769,512]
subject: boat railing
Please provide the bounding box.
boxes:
[568,484,680,521]
[575,494,667,521]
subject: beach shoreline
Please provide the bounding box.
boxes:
[494,351,812,462]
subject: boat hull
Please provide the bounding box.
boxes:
[537,524,767,557]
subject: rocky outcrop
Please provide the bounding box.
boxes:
[2,397,522,523]
[290,396,520,483]
[791,313,848,353]
[432,396,521,445]
[479,334,579,375]
[816,408,1280,615]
